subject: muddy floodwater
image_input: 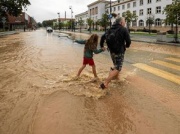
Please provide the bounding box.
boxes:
[0,29,180,134]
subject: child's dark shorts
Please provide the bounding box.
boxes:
[110,53,124,71]
[83,57,95,66]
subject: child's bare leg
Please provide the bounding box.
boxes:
[92,65,98,78]
[77,65,86,76]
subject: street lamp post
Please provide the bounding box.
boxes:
[57,12,60,31]
[148,14,153,34]
[148,14,150,34]
[90,9,91,34]
[69,6,73,31]
[23,8,27,32]
[110,0,112,28]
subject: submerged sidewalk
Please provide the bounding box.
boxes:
[59,29,180,46]
[0,31,18,36]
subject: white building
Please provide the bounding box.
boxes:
[75,11,88,29]
[75,0,175,31]
[107,0,173,28]
[75,0,109,30]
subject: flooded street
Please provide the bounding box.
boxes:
[0,29,180,134]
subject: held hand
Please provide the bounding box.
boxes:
[102,47,106,51]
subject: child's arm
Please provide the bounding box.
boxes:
[93,48,105,54]
[74,39,86,44]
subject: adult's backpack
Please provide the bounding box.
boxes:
[105,27,122,53]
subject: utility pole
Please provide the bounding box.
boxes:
[90,9,91,34]
[110,0,112,28]
[69,6,73,31]
[57,12,60,31]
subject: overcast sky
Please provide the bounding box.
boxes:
[26,0,97,23]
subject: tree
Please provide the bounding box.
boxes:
[0,0,31,17]
[37,22,42,27]
[42,20,54,27]
[123,10,138,32]
[77,17,84,32]
[146,15,154,34]
[163,0,180,42]
[86,17,93,33]
[98,13,109,31]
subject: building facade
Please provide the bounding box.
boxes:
[75,11,88,29]
[75,0,109,30]
[75,0,176,31]
[106,0,173,30]
[2,12,37,31]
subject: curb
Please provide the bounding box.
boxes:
[57,30,180,47]
[0,31,19,37]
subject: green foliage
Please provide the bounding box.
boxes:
[163,0,180,42]
[0,0,31,16]
[123,10,138,24]
[86,17,93,26]
[163,0,180,25]
[123,10,138,32]
[66,20,72,28]
[78,17,84,32]
[42,20,54,27]
[98,13,109,31]
[146,15,154,25]
[37,22,42,27]
[78,17,84,26]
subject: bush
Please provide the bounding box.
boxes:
[151,29,159,33]
[166,30,174,34]
[136,29,143,32]
[129,28,136,32]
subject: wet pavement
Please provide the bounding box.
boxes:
[0,29,180,134]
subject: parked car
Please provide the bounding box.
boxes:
[47,27,53,33]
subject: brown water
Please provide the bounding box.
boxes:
[0,30,180,134]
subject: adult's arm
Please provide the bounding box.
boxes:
[100,33,106,48]
[124,28,131,48]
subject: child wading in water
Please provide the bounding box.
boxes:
[76,34,106,81]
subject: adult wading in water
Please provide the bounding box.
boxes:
[100,17,131,89]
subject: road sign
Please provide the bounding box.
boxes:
[108,14,112,19]
[2,17,6,23]
[2,20,6,23]
[2,17,6,20]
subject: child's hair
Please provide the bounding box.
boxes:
[85,34,98,50]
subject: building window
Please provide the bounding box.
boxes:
[122,5,125,10]
[139,9,143,16]
[139,20,144,26]
[127,3,130,8]
[147,0,151,4]
[132,20,137,27]
[155,18,161,26]
[106,9,109,13]
[133,2,136,7]
[122,12,126,17]
[118,6,120,10]
[114,7,116,11]
[156,0,161,2]
[140,0,143,6]
[156,6,161,14]
[147,8,152,14]
[96,7,98,14]
[133,11,136,15]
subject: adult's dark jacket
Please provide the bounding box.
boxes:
[100,23,131,54]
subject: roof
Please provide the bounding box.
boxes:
[87,0,109,7]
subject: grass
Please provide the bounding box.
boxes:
[130,32,180,38]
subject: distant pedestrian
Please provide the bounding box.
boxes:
[100,17,131,89]
[75,34,106,81]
